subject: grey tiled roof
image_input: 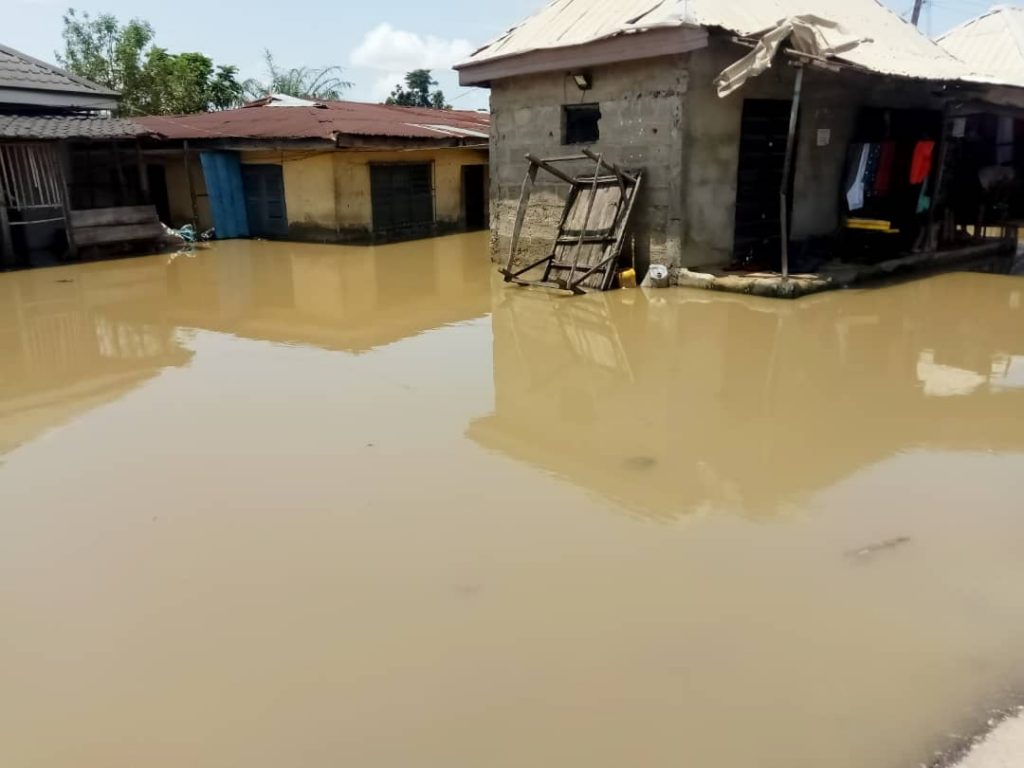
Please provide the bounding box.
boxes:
[0,43,118,97]
[0,113,150,140]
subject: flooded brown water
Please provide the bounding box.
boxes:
[2,234,1024,768]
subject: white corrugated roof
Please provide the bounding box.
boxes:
[456,0,981,83]
[937,6,1024,88]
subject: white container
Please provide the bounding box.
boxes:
[646,264,670,288]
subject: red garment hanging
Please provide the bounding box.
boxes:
[874,142,896,195]
[910,140,936,185]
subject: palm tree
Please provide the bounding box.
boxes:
[242,50,352,102]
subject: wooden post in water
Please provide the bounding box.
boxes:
[779,64,804,280]
[111,142,127,207]
[183,141,199,230]
[136,141,151,205]
[925,104,952,253]
[57,141,77,260]
[0,188,13,266]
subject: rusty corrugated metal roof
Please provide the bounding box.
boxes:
[456,0,991,85]
[138,98,490,143]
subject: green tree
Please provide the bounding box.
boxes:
[385,69,450,109]
[241,50,351,101]
[58,8,242,115]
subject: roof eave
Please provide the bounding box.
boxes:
[0,86,119,111]
[456,25,709,87]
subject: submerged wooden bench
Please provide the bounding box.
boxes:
[71,206,165,249]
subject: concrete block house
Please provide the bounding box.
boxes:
[456,0,1024,287]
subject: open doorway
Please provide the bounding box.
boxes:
[146,164,171,225]
[462,165,488,231]
[732,99,794,270]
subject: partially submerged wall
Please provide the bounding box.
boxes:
[164,156,213,230]
[240,147,489,243]
[157,146,488,243]
[488,56,687,275]
[487,38,949,270]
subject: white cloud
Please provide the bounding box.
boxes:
[351,23,474,73]
[371,72,405,101]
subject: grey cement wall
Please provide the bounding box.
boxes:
[487,37,950,271]
[488,56,687,274]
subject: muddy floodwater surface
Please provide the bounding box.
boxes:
[2,234,1024,768]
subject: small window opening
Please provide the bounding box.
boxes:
[563,103,601,145]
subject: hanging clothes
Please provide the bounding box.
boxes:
[873,142,896,196]
[863,143,883,196]
[917,179,932,214]
[846,143,870,211]
[910,140,936,185]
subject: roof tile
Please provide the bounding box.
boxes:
[0,114,150,140]
[0,43,118,97]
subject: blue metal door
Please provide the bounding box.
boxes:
[200,151,250,239]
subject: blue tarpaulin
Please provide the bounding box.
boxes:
[200,151,250,239]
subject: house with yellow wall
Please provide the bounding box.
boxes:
[137,96,489,243]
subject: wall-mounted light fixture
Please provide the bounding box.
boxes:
[572,73,592,91]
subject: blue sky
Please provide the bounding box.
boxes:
[3,0,997,111]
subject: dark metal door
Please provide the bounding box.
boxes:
[370,163,434,241]
[462,165,487,231]
[732,99,793,268]
[241,164,287,238]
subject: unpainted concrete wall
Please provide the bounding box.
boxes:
[487,37,949,269]
[488,56,687,274]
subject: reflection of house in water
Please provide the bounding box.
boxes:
[162,237,492,353]
[1,236,492,457]
[0,260,193,456]
[469,274,1024,520]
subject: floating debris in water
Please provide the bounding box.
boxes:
[847,536,912,561]
[623,455,658,470]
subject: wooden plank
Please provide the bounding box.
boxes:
[73,222,164,247]
[562,185,621,235]
[0,190,13,265]
[525,154,578,187]
[184,141,199,227]
[70,206,159,228]
[57,143,77,259]
[580,148,638,185]
[602,172,643,290]
[504,162,539,277]
[567,154,603,286]
[136,141,150,204]
[555,235,616,245]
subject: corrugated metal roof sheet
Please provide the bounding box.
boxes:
[456,0,982,83]
[137,100,490,143]
[937,6,1024,88]
[0,43,119,98]
[0,113,150,140]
